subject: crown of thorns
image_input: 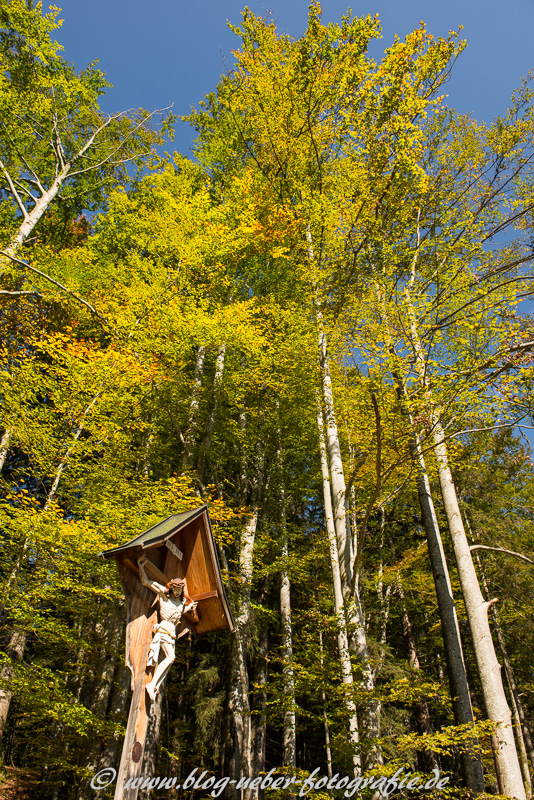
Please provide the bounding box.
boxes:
[164,578,186,595]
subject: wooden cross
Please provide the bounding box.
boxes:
[101,505,234,800]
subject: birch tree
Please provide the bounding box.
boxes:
[0,1,170,275]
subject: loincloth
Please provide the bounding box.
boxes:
[147,621,176,666]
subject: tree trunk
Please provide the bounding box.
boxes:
[404,285,525,799]
[252,622,268,800]
[317,402,361,776]
[237,413,249,508]
[228,450,263,798]
[374,272,485,791]
[410,429,485,791]
[1,108,148,276]
[374,509,391,681]
[0,158,73,277]
[276,428,296,771]
[0,428,11,473]
[0,629,26,747]
[182,345,206,471]
[281,532,296,770]
[229,510,257,797]
[319,631,333,780]
[318,332,381,768]
[0,152,91,460]
[318,329,352,591]
[197,343,226,487]
[432,418,525,799]
[397,576,440,772]
[473,546,533,797]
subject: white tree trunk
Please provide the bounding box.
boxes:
[0,428,11,473]
[1,106,156,274]
[405,288,526,799]
[319,631,333,780]
[0,165,75,459]
[318,331,381,766]
[276,426,296,770]
[433,423,525,799]
[467,516,534,780]
[318,329,352,591]
[471,531,533,796]
[229,509,257,797]
[308,224,378,767]
[280,534,296,769]
[1,164,70,269]
[317,402,361,776]
[197,343,226,486]
[252,620,268,800]
[182,345,206,470]
[374,276,484,789]
[411,430,485,791]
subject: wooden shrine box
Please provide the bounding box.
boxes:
[101,504,234,686]
[100,505,234,800]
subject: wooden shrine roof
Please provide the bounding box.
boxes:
[100,506,207,559]
[100,504,234,636]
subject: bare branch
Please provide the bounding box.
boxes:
[67,107,171,178]
[68,152,152,177]
[51,106,67,173]
[0,249,110,326]
[0,121,46,194]
[450,422,534,438]
[12,178,37,203]
[470,544,534,566]
[0,159,28,219]
[0,290,41,296]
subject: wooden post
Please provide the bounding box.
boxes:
[113,560,159,800]
[114,646,153,800]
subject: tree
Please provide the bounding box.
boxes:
[188,0,469,774]
[341,96,534,797]
[0,1,171,273]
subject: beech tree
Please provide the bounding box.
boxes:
[341,93,534,798]
[187,5,470,774]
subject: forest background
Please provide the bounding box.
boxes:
[1,1,534,800]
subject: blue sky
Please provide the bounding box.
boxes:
[53,0,534,156]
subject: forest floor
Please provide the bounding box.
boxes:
[0,766,40,799]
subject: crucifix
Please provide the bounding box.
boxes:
[101,505,234,800]
[137,556,197,701]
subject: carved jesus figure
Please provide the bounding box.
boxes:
[137,555,198,701]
